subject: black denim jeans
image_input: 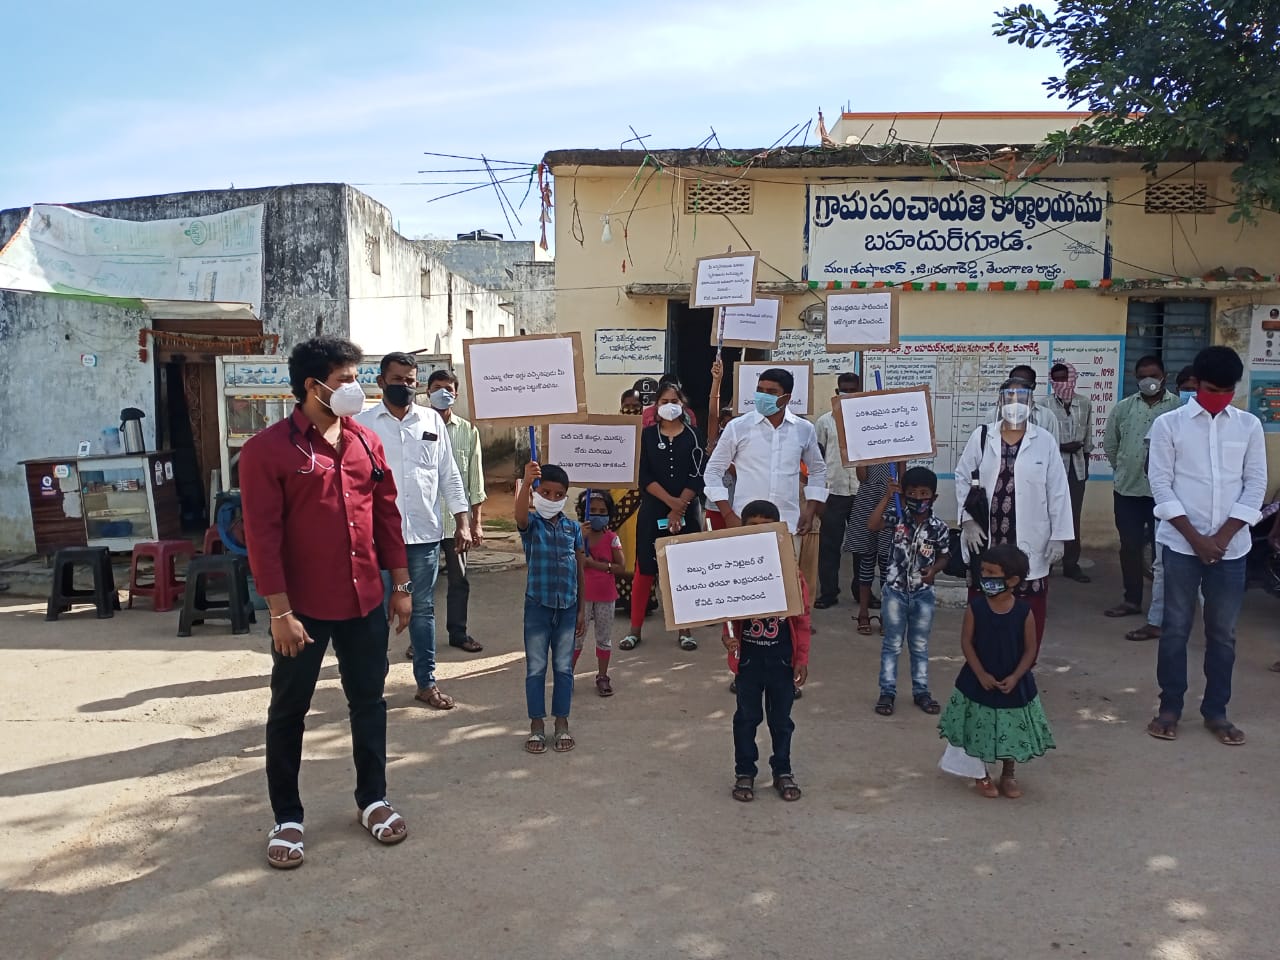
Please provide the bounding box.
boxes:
[440,538,471,644]
[265,606,389,823]
[1113,493,1156,606]
[817,493,856,603]
[732,654,796,779]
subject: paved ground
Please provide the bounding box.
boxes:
[2,553,1278,960]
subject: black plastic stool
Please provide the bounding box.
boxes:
[178,555,255,636]
[46,546,120,620]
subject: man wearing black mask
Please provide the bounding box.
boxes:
[357,352,473,710]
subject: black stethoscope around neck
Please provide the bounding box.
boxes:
[288,416,385,482]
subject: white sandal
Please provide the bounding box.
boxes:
[359,800,407,845]
[267,821,305,869]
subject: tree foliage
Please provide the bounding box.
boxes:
[995,1,1280,222]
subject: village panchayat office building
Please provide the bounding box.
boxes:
[544,112,1280,548]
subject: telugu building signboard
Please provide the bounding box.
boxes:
[804,181,1108,286]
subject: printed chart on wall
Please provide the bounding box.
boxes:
[861,336,1124,478]
[1246,304,1280,432]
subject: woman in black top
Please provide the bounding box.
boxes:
[619,382,706,652]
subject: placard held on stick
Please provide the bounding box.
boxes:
[714,295,782,348]
[543,416,642,490]
[690,251,760,308]
[656,523,803,630]
[824,292,898,352]
[463,333,588,425]
[833,385,937,467]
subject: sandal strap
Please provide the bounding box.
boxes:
[360,800,392,829]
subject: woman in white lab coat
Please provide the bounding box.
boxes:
[954,380,1075,653]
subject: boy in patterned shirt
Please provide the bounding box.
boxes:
[868,466,950,718]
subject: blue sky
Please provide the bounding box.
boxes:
[3,0,1064,239]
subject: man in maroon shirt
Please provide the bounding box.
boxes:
[240,337,412,869]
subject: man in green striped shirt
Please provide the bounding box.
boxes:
[1103,355,1181,618]
[429,370,487,654]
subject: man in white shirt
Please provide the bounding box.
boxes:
[704,367,828,545]
[356,353,473,710]
[1145,347,1264,746]
[814,372,862,608]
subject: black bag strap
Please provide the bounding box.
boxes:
[974,425,987,480]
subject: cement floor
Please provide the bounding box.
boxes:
[1,560,1278,960]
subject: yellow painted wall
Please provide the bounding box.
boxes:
[550,162,1280,548]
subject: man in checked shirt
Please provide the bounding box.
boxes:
[240,337,412,870]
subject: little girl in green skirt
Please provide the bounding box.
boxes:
[938,544,1055,798]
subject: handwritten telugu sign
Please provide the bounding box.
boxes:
[594,329,666,375]
[544,416,641,489]
[732,361,813,416]
[805,180,1108,285]
[824,292,898,352]
[716,295,781,347]
[463,333,587,425]
[691,251,760,308]
[656,523,803,629]
[773,330,851,375]
[833,386,937,467]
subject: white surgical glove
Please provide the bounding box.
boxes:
[1046,541,1065,565]
[961,519,988,554]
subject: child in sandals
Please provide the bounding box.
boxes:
[867,466,950,718]
[574,490,624,696]
[723,500,811,803]
[937,544,1056,798]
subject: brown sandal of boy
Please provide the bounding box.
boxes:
[732,776,755,802]
[773,775,802,801]
[856,615,873,636]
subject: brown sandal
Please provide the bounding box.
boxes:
[773,775,802,801]
[999,775,1023,799]
[1146,714,1178,740]
[975,776,1000,798]
[1204,718,1245,745]
[595,675,613,697]
[732,776,755,802]
[856,615,873,636]
[1125,624,1161,642]
[415,687,455,710]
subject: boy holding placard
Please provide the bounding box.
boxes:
[516,461,587,754]
[725,500,811,804]
[867,467,950,718]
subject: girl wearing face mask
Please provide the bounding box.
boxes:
[574,491,624,696]
[953,379,1074,656]
[938,544,1055,799]
[620,384,706,652]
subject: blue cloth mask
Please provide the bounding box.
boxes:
[429,388,456,411]
[753,392,783,417]
[979,577,1009,597]
[588,515,610,532]
[1179,390,1195,405]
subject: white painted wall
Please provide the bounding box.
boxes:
[0,290,156,551]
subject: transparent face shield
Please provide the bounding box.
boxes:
[998,386,1033,425]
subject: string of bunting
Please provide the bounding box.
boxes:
[137,329,280,363]
[808,275,1280,293]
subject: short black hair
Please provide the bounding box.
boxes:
[620,389,638,404]
[759,368,794,394]
[1050,362,1070,378]
[1175,365,1197,389]
[1009,364,1037,386]
[539,463,570,489]
[740,499,780,523]
[427,369,457,389]
[837,372,862,391]
[1191,346,1244,389]
[984,543,1030,582]
[575,489,616,521]
[380,351,416,376]
[1134,354,1164,374]
[902,466,938,494]
[289,337,363,402]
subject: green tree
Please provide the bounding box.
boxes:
[995,1,1280,222]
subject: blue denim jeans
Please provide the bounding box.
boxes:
[382,541,441,691]
[879,584,935,698]
[1157,547,1246,720]
[524,598,576,719]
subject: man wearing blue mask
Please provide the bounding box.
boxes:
[705,368,828,548]
[357,353,473,710]
[426,369,487,655]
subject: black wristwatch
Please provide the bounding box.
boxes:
[392,581,414,595]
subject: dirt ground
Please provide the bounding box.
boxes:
[2,555,1279,960]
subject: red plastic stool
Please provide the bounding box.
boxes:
[128,540,196,612]
[202,526,225,555]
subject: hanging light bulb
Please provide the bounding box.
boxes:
[600,215,613,244]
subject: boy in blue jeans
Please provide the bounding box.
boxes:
[516,460,586,754]
[868,466,950,717]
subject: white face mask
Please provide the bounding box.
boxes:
[532,492,564,520]
[657,402,683,421]
[1001,402,1030,426]
[319,380,365,417]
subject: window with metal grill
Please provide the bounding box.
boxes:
[1144,181,1212,215]
[684,178,753,215]
[1123,299,1211,396]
